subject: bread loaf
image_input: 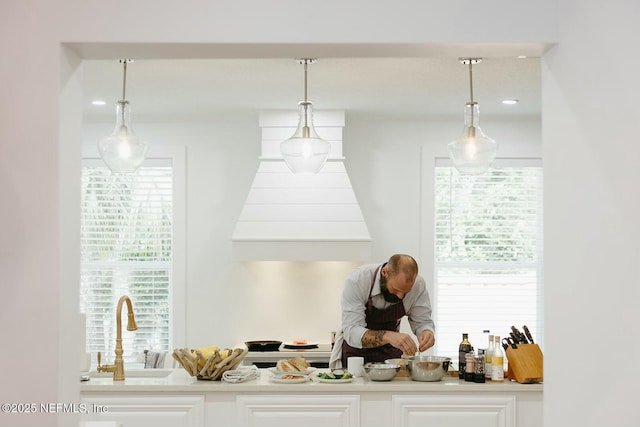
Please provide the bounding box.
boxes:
[289,355,310,371]
[276,355,310,372]
[276,359,297,372]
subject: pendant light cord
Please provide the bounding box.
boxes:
[121,59,128,101]
[462,58,481,128]
[468,60,475,127]
[303,60,308,104]
[119,59,131,126]
[301,59,313,130]
[468,60,474,104]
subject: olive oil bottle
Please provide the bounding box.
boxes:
[458,333,473,380]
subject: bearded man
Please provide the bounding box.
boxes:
[331,254,436,368]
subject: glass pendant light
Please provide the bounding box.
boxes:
[447,58,497,175]
[98,59,147,174]
[280,58,331,174]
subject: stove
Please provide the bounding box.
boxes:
[243,343,332,368]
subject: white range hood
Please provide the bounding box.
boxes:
[232,111,371,262]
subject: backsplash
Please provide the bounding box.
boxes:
[229,261,362,345]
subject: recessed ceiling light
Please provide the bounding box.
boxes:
[517,55,527,59]
[92,100,106,106]
[502,99,519,105]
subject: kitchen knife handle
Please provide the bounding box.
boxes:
[503,337,517,350]
[501,338,509,350]
[511,326,528,344]
[523,325,535,344]
[509,332,520,344]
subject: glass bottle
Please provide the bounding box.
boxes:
[482,330,490,349]
[485,334,494,379]
[491,335,504,381]
[474,352,486,383]
[465,352,476,382]
[458,333,473,380]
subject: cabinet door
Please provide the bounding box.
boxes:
[81,395,204,427]
[237,395,360,427]
[392,395,516,427]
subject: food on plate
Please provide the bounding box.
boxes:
[279,374,306,380]
[289,355,310,371]
[293,338,308,345]
[276,355,311,373]
[317,369,353,380]
[276,359,297,372]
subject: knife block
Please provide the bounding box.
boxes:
[505,344,543,384]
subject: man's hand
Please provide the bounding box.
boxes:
[387,331,419,355]
[418,330,435,352]
[362,330,418,355]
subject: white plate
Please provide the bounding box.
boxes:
[270,374,309,384]
[269,367,316,375]
[314,376,353,384]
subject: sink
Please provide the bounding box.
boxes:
[87,368,175,378]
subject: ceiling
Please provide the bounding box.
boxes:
[82,56,541,121]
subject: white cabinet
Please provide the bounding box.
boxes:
[81,395,204,427]
[80,371,542,427]
[391,395,516,427]
[236,394,360,427]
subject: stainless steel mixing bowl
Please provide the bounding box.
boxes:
[363,362,401,381]
[403,355,451,382]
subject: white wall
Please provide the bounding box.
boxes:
[543,1,640,425]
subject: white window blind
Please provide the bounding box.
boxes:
[80,163,173,364]
[434,160,543,366]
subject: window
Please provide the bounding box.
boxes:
[80,155,182,364]
[434,159,543,363]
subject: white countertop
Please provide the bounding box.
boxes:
[79,423,121,427]
[80,368,543,394]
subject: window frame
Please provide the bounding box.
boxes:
[430,157,544,360]
[80,145,186,363]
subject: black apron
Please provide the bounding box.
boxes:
[342,265,406,366]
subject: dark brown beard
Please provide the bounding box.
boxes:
[380,274,401,303]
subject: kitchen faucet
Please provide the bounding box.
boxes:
[96,295,138,381]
